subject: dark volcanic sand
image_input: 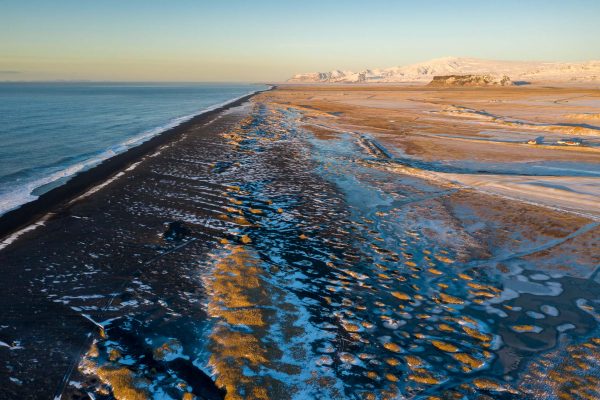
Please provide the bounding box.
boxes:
[1,90,600,400]
[0,102,257,399]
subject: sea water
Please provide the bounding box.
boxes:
[0,82,266,215]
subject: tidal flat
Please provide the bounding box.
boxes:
[1,85,599,399]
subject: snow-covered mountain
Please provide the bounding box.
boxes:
[287,57,600,84]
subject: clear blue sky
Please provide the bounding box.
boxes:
[1,0,599,81]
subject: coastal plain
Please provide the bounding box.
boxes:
[1,84,599,399]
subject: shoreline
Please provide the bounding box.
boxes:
[0,83,598,399]
[0,98,261,399]
[0,86,272,244]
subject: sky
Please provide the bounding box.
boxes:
[1,0,599,82]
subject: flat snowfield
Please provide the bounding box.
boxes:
[274,84,600,218]
[1,85,599,399]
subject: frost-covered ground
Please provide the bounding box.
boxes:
[199,90,600,398]
[280,85,600,219]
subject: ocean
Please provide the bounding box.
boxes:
[0,82,266,215]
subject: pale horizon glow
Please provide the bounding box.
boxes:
[1,0,599,82]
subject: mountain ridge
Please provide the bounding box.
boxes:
[287,57,600,84]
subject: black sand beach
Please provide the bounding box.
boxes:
[0,95,265,399]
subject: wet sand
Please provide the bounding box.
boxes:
[1,85,600,399]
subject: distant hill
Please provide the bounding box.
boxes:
[427,74,512,87]
[287,57,600,84]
